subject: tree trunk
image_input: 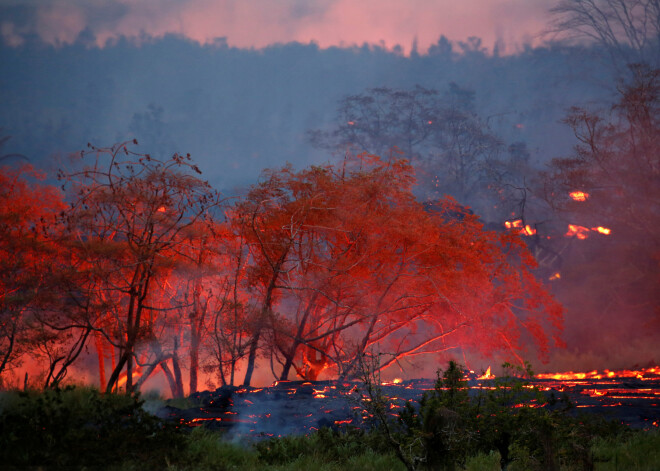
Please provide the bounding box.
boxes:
[242,331,260,386]
[172,335,184,398]
[94,333,106,388]
[160,362,178,398]
[189,336,199,394]
[242,245,291,385]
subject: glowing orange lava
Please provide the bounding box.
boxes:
[569,191,590,201]
[477,366,495,380]
[504,219,535,236]
[536,366,660,381]
[566,224,590,239]
[565,224,611,239]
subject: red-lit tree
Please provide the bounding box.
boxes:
[0,165,65,384]
[232,154,563,384]
[59,141,221,393]
[202,221,254,387]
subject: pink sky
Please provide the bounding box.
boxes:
[2,0,553,53]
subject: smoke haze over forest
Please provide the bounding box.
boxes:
[1,0,551,54]
[1,0,658,391]
[0,33,614,193]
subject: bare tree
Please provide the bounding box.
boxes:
[548,0,660,68]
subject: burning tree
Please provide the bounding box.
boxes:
[232,154,563,385]
[59,141,222,393]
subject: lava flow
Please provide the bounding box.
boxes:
[157,366,660,439]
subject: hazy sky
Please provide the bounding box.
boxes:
[1,0,553,54]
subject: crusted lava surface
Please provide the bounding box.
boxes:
[155,374,660,439]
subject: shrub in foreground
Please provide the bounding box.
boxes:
[359,360,632,471]
[0,386,183,469]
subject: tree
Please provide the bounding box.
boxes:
[202,221,254,387]
[59,141,221,393]
[232,154,563,384]
[539,64,659,354]
[0,165,64,383]
[308,85,517,221]
[549,0,660,69]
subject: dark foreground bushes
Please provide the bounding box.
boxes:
[0,386,183,469]
[356,360,644,471]
[0,377,657,470]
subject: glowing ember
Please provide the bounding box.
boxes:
[393,378,402,384]
[569,191,590,201]
[549,272,561,281]
[593,226,611,235]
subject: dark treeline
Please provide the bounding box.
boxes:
[0,34,617,193]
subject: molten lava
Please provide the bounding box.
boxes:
[565,223,612,239]
[476,366,494,380]
[593,226,611,235]
[566,224,590,239]
[536,366,658,381]
[569,191,590,201]
[504,219,536,236]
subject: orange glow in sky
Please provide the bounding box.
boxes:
[2,0,551,55]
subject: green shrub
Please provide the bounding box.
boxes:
[364,360,630,471]
[0,386,183,469]
[592,429,660,471]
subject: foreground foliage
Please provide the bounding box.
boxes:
[357,360,635,471]
[0,386,182,469]
[0,385,657,470]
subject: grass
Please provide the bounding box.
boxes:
[591,430,660,471]
[159,427,660,471]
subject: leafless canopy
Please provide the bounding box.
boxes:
[549,0,660,66]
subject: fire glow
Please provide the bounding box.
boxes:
[170,365,660,438]
[565,224,611,239]
[569,191,590,201]
[536,366,658,381]
[504,219,536,236]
